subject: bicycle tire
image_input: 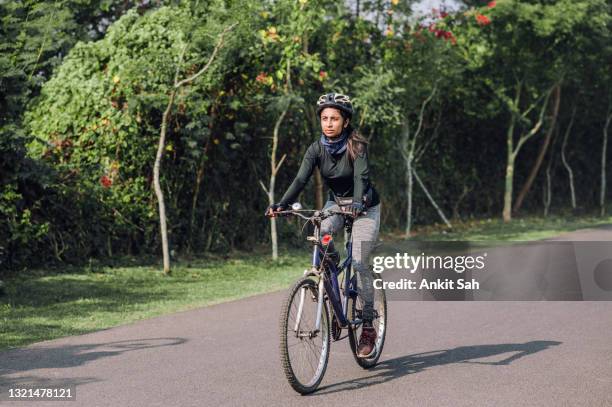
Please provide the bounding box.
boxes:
[279,277,330,394]
[347,278,387,369]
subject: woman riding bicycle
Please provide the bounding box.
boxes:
[266,92,381,358]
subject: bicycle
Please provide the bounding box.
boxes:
[268,203,387,394]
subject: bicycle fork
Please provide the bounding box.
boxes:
[293,276,325,336]
[293,223,326,337]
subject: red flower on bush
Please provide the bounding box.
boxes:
[255,72,268,83]
[443,31,457,44]
[319,70,328,80]
[487,1,497,8]
[475,13,491,26]
[432,29,457,44]
[100,175,112,188]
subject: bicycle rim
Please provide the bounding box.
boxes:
[280,277,330,394]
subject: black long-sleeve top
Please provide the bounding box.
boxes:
[278,140,380,207]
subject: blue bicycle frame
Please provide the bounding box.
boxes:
[304,217,361,330]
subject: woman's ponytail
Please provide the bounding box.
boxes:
[346,125,369,162]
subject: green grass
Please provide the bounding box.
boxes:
[385,214,612,242]
[0,252,306,351]
[2,213,611,352]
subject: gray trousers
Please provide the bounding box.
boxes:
[320,201,381,321]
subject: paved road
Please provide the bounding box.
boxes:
[2,226,612,406]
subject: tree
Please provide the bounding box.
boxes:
[370,8,460,235]
[454,0,607,221]
[154,23,236,274]
[255,0,325,260]
[4,0,611,272]
[1,0,161,270]
[26,4,246,267]
[513,83,561,214]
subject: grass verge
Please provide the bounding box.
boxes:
[385,214,612,241]
[0,252,305,351]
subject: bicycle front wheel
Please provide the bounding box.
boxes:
[279,277,330,394]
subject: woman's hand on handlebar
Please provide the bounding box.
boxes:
[349,202,366,217]
[265,203,288,217]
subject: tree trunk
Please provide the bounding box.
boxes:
[153,23,234,273]
[543,162,552,217]
[413,169,452,228]
[314,169,324,209]
[400,119,414,238]
[502,82,551,222]
[513,85,561,214]
[543,126,560,217]
[601,110,612,216]
[269,191,278,260]
[154,89,176,274]
[503,162,514,222]
[502,82,521,223]
[268,105,289,260]
[452,184,471,220]
[405,158,413,237]
[503,117,516,223]
[401,87,437,234]
[561,105,577,209]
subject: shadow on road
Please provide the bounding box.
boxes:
[0,337,186,391]
[313,340,561,396]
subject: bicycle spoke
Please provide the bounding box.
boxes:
[304,338,321,358]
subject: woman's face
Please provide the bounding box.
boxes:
[320,107,348,138]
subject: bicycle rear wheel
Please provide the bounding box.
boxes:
[279,277,330,394]
[348,278,387,368]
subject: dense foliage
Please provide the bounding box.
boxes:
[1,0,611,272]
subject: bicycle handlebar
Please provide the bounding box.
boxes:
[265,208,360,222]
